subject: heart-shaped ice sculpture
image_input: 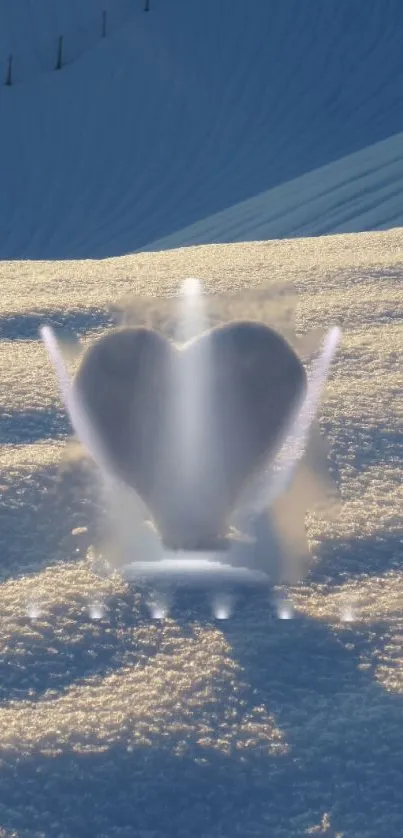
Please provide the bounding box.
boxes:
[72,321,306,550]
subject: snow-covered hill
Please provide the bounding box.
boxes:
[1,0,403,258]
[0,0,125,57]
[1,230,403,837]
[2,3,403,836]
[145,131,403,251]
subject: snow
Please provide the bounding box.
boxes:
[0,0,134,75]
[0,0,403,257]
[1,0,403,834]
[1,231,403,836]
[145,131,403,251]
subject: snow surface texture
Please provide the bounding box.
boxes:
[0,0,403,834]
[0,0,134,79]
[1,232,403,836]
[0,0,403,257]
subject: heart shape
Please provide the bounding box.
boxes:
[73,322,306,550]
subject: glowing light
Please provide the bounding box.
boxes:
[172,277,210,487]
[178,277,206,340]
[149,604,168,619]
[277,599,294,620]
[148,593,170,619]
[212,593,234,620]
[340,605,355,623]
[40,325,113,474]
[27,601,42,620]
[122,557,269,589]
[239,325,342,516]
[88,601,105,620]
[181,277,203,297]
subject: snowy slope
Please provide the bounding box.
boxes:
[1,2,403,834]
[0,0,120,55]
[145,131,403,250]
[0,0,136,85]
[1,0,403,258]
[1,232,403,836]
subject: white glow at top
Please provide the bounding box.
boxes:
[277,600,294,620]
[27,601,42,620]
[172,277,210,481]
[340,605,355,623]
[212,593,234,620]
[181,277,203,297]
[88,601,105,620]
[177,277,207,341]
[149,602,169,619]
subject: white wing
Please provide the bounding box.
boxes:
[40,325,114,475]
[234,326,341,519]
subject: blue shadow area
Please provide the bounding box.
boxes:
[0,592,160,707]
[0,308,113,341]
[1,0,403,258]
[0,407,70,444]
[0,605,402,837]
[0,460,96,581]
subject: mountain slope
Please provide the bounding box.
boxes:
[1,0,403,257]
[145,130,403,250]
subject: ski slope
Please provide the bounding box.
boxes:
[0,0,403,257]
